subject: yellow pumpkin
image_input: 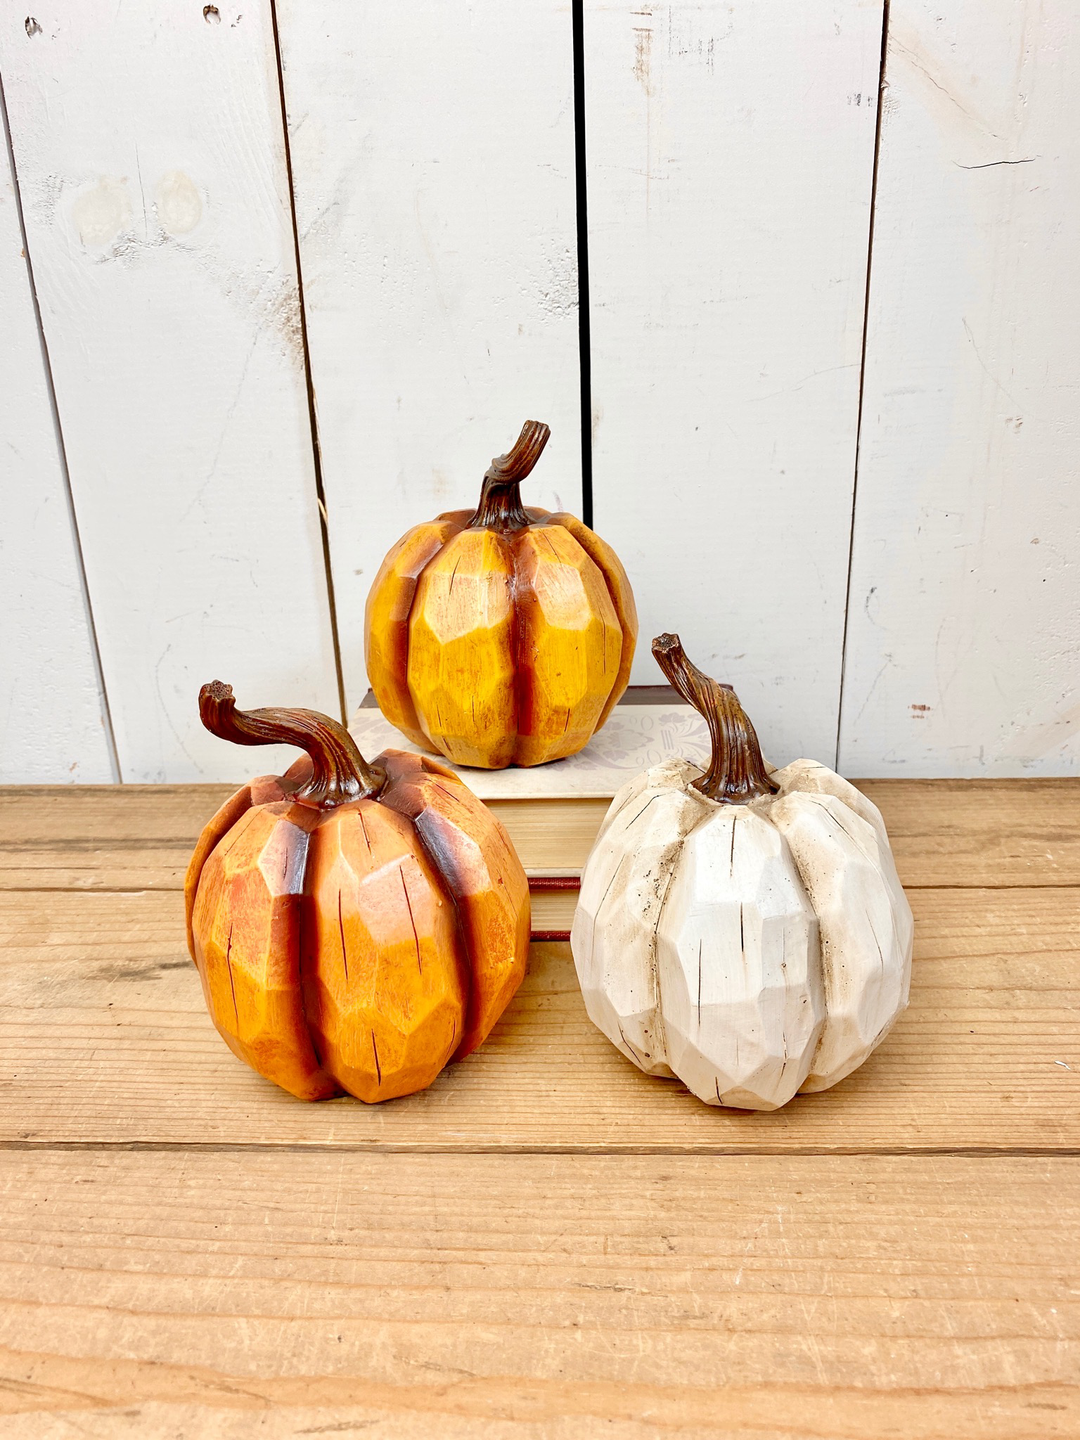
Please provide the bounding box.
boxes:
[365,421,638,768]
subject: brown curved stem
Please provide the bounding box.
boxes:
[470,419,551,531]
[199,681,383,807]
[651,634,777,805]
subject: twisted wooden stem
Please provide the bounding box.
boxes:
[651,634,777,805]
[470,420,551,531]
[199,681,383,806]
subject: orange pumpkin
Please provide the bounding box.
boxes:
[184,682,530,1102]
[365,420,638,768]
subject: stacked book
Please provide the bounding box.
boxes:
[351,687,710,939]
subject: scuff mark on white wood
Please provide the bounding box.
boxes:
[71,177,131,247]
[889,23,1005,139]
[155,170,202,235]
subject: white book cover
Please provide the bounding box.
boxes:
[350,701,711,800]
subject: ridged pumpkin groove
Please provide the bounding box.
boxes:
[365,421,638,768]
[571,635,914,1112]
[185,682,530,1103]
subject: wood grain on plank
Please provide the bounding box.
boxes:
[0,0,339,782]
[0,1151,1076,1437]
[274,0,582,714]
[0,134,113,783]
[2,888,1076,1152]
[1,789,1076,1438]
[840,0,1080,776]
[2,781,1078,891]
[857,778,1080,887]
[6,1393,1077,1440]
[0,788,612,889]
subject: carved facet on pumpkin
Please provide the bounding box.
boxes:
[184,683,530,1102]
[571,634,914,1111]
[364,421,638,768]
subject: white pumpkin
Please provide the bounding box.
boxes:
[570,633,914,1111]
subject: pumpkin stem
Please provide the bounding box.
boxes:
[470,419,551,531]
[651,634,778,805]
[198,681,383,807]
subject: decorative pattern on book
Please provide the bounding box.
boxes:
[351,705,711,800]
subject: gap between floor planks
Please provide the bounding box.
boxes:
[0,1151,1077,1436]
[2,782,1077,1161]
[3,1141,1080,1157]
[2,887,1077,1155]
[1,779,1079,890]
[2,787,1078,1434]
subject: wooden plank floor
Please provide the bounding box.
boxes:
[0,782,1078,1437]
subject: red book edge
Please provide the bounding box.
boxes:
[529,875,578,941]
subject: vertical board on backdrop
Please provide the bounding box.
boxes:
[584,0,884,766]
[0,115,113,781]
[275,0,582,713]
[840,0,1080,776]
[0,1,337,782]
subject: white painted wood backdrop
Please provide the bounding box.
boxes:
[0,0,338,783]
[1,0,1076,781]
[585,0,882,765]
[839,0,1080,775]
[275,0,582,716]
[1,109,114,781]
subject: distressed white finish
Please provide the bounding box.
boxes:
[767,759,913,1090]
[839,0,1080,775]
[275,0,582,714]
[572,756,912,1109]
[0,118,113,782]
[584,0,884,763]
[0,1,337,781]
